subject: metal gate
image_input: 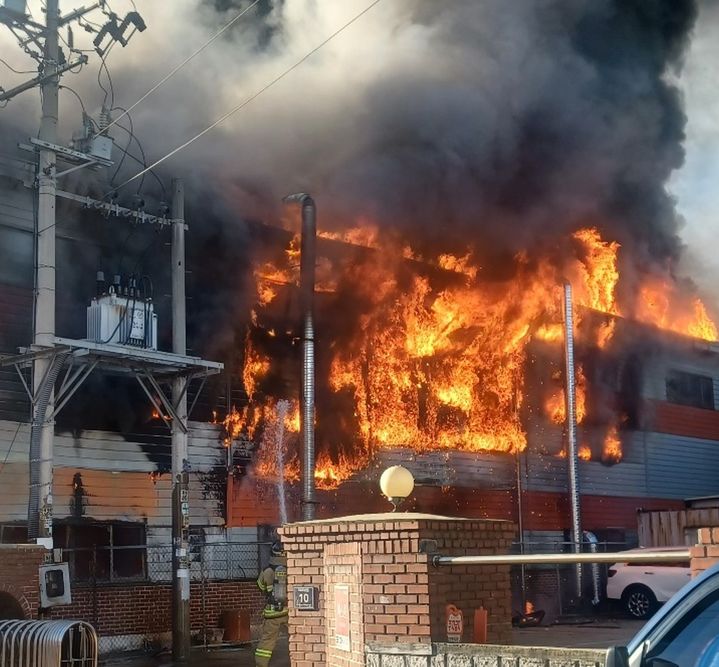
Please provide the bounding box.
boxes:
[0,619,98,667]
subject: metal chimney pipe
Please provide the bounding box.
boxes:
[284,193,317,521]
[563,281,583,599]
[584,530,602,606]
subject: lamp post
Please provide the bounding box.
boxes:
[379,466,415,511]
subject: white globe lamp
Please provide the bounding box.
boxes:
[379,465,415,512]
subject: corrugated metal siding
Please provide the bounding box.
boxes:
[641,346,719,404]
[648,400,719,440]
[375,448,514,489]
[644,431,719,499]
[0,284,32,422]
[518,491,683,531]
[522,446,647,497]
[0,419,227,526]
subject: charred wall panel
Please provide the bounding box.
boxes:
[0,419,227,528]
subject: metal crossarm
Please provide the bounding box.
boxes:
[0,338,222,426]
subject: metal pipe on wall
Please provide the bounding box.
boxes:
[584,531,602,606]
[284,193,317,521]
[432,550,690,567]
[563,282,583,598]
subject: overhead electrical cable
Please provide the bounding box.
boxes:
[0,57,36,74]
[101,0,262,135]
[107,0,384,195]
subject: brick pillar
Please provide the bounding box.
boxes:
[0,544,46,619]
[691,527,719,577]
[279,513,515,667]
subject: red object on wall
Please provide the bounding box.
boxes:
[445,604,463,642]
[473,607,487,643]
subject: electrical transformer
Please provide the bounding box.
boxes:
[86,273,158,350]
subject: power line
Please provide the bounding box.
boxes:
[59,84,96,125]
[101,0,262,135]
[97,41,116,108]
[108,0,384,195]
[0,57,37,74]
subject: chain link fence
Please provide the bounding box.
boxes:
[510,539,633,624]
[58,542,269,657]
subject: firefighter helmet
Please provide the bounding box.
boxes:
[271,541,285,556]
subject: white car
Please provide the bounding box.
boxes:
[606,547,692,619]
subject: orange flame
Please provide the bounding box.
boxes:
[313,452,363,491]
[241,225,716,488]
[242,338,270,399]
[544,366,587,425]
[602,425,622,463]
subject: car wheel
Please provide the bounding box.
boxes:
[622,585,657,620]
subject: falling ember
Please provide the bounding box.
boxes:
[602,426,622,463]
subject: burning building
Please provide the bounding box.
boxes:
[223,220,719,543]
[0,0,717,645]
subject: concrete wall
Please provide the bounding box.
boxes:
[365,642,607,667]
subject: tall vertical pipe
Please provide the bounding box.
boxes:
[563,282,582,598]
[285,193,317,521]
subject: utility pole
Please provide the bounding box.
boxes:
[28,0,60,543]
[1,0,146,546]
[171,178,191,660]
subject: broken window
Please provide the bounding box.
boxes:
[54,521,146,583]
[665,370,715,410]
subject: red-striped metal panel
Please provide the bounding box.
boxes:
[646,399,719,441]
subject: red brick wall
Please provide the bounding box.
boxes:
[280,515,515,667]
[420,521,514,644]
[47,580,264,636]
[0,544,45,619]
[691,528,719,578]
[324,542,364,667]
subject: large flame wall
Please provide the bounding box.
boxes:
[223,224,717,489]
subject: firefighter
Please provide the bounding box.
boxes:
[255,541,288,667]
